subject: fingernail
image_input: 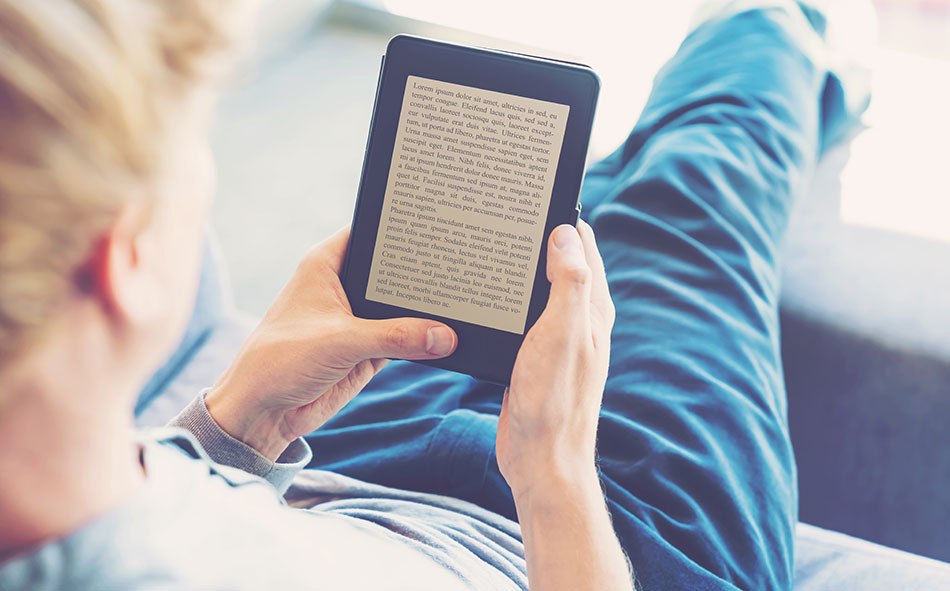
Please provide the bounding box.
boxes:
[553,225,581,251]
[426,326,455,355]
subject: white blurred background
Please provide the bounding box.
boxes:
[214,0,949,315]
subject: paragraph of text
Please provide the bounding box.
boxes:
[366,76,570,334]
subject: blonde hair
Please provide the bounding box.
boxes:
[0,0,250,364]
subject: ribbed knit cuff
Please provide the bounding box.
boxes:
[168,391,312,495]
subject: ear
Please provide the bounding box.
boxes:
[81,203,169,328]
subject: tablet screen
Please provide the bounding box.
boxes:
[365,75,570,334]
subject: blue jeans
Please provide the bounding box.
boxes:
[143,5,864,590]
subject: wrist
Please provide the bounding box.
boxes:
[204,385,293,462]
[512,465,634,591]
[513,470,609,548]
[509,459,602,513]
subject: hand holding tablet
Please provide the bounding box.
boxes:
[342,35,599,384]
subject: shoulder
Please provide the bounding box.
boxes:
[0,430,290,590]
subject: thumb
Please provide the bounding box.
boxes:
[545,225,592,320]
[344,317,457,361]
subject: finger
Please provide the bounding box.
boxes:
[316,225,352,275]
[341,317,458,362]
[576,220,615,331]
[500,387,511,423]
[544,224,592,331]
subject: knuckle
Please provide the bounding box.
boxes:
[385,323,414,350]
[299,246,325,270]
[562,263,591,286]
[325,318,351,342]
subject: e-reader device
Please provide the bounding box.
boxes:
[341,34,599,384]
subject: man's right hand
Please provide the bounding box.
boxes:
[495,220,631,591]
[496,220,615,501]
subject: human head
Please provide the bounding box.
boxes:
[0,0,251,392]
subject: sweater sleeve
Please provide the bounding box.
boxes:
[167,391,312,495]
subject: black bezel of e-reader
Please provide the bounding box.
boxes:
[341,34,600,385]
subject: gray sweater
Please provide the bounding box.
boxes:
[0,395,527,590]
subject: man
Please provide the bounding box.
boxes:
[0,0,866,589]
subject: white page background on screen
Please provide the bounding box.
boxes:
[366,75,570,334]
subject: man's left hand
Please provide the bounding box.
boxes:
[205,226,457,460]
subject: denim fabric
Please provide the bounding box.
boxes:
[301,7,863,590]
[140,4,865,590]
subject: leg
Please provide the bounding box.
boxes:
[583,3,865,590]
[304,361,514,517]
[308,5,866,588]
